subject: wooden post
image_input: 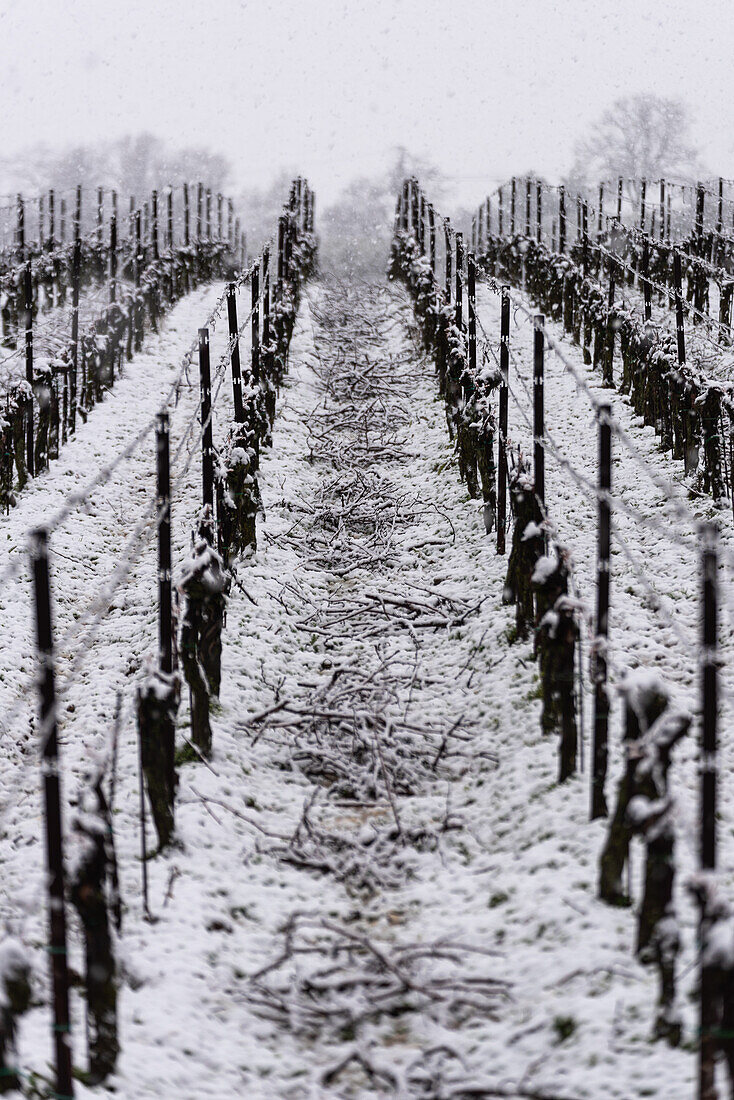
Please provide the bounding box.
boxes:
[486,196,491,239]
[70,235,81,433]
[444,220,452,301]
[226,283,245,423]
[97,187,104,244]
[151,189,159,260]
[262,245,271,351]
[420,195,427,254]
[110,214,117,304]
[591,404,612,820]
[251,265,260,383]
[217,193,223,241]
[639,178,646,232]
[31,528,75,1099]
[641,237,651,322]
[497,288,510,554]
[534,315,545,511]
[197,183,203,241]
[695,182,705,248]
[467,253,477,376]
[673,250,686,366]
[605,256,616,386]
[198,329,214,527]
[454,234,463,329]
[206,187,212,240]
[717,178,724,237]
[39,193,45,251]
[660,179,666,241]
[48,189,55,249]
[582,201,589,276]
[16,194,24,259]
[401,179,409,231]
[156,412,173,674]
[617,176,623,221]
[698,520,718,1100]
[525,177,531,236]
[183,183,190,246]
[167,188,174,253]
[24,262,34,478]
[510,177,516,235]
[428,205,436,275]
[228,198,234,247]
[498,185,503,237]
[60,197,66,243]
[667,191,672,241]
[598,183,604,237]
[536,181,542,243]
[559,185,566,254]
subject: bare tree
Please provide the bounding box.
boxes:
[570,94,699,205]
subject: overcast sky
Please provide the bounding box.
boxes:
[0,0,731,205]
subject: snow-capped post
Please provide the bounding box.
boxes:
[136,712,151,919]
[411,178,419,239]
[262,245,271,355]
[401,179,409,231]
[497,287,510,555]
[641,237,651,321]
[420,193,426,253]
[525,177,531,237]
[196,182,203,241]
[251,262,261,382]
[109,213,117,305]
[16,193,24,258]
[467,253,477,377]
[183,182,190,247]
[591,403,612,820]
[454,233,463,328]
[227,283,245,423]
[498,183,503,236]
[485,195,491,238]
[672,250,686,368]
[597,183,604,237]
[228,198,234,247]
[659,179,666,242]
[558,185,566,254]
[471,212,477,253]
[277,215,285,304]
[206,187,212,240]
[60,196,66,243]
[510,177,516,234]
[97,186,104,244]
[70,231,81,431]
[699,520,719,1094]
[639,177,646,232]
[151,188,159,261]
[217,192,223,241]
[536,180,542,243]
[582,200,589,276]
[533,315,545,516]
[30,527,75,1099]
[198,327,215,544]
[23,262,34,479]
[617,176,623,221]
[717,177,723,238]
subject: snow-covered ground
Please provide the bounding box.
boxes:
[0,267,732,1097]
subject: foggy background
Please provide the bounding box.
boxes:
[0,0,729,276]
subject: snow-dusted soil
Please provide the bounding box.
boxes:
[0,270,732,1097]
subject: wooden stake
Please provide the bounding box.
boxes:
[198,328,214,520]
[31,528,75,1098]
[533,315,545,511]
[497,288,510,555]
[227,283,245,423]
[591,404,611,820]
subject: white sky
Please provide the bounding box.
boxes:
[0,0,731,205]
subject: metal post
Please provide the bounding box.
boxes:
[617,176,623,221]
[16,193,24,259]
[183,183,190,247]
[525,177,531,236]
[151,189,159,260]
[156,412,173,674]
[640,178,646,232]
[673,250,686,366]
[444,220,452,302]
[641,237,651,321]
[536,181,542,243]
[559,186,566,254]
[510,177,516,235]
[591,404,612,820]
[97,187,104,244]
[454,234,463,330]
[110,214,117,305]
[70,235,81,434]
[428,205,436,275]
[31,528,75,1098]
[467,254,477,376]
